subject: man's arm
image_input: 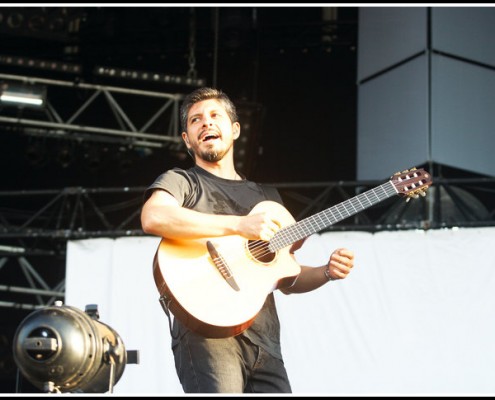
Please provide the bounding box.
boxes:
[281,248,355,294]
[141,189,281,241]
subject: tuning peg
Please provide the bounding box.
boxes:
[420,191,426,197]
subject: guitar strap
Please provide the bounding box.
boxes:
[159,294,179,339]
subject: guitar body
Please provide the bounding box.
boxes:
[153,201,302,338]
[152,168,432,338]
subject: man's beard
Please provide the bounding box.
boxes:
[200,149,222,162]
[191,141,233,162]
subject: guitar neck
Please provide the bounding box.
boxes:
[269,180,398,252]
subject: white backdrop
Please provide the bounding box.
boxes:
[65,227,495,395]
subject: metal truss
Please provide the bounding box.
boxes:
[0,73,184,149]
[0,173,494,311]
[0,186,146,313]
[276,175,495,231]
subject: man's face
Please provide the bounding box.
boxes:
[182,99,240,162]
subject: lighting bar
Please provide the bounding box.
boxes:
[0,54,82,75]
[94,66,206,87]
[0,82,46,107]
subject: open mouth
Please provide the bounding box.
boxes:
[200,132,220,142]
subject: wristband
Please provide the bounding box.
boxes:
[324,267,334,281]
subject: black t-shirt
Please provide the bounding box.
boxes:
[145,165,285,359]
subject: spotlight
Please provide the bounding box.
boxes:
[94,65,207,87]
[56,141,75,168]
[12,302,137,393]
[115,146,137,174]
[82,145,104,173]
[25,139,48,167]
[0,55,82,75]
[7,12,24,29]
[0,81,46,107]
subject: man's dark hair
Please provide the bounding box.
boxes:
[180,87,239,132]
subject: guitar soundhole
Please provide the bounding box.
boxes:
[247,240,276,264]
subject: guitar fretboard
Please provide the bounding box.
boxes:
[268,180,398,252]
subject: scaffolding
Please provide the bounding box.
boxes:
[0,73,184,149]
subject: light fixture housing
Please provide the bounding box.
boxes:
[0,81,46,107]
[12,302,130,393]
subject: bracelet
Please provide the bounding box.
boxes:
[324,267,334,281]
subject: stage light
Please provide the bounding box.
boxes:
[25,139,48,167]
[94,65,206,87]
[0,81,46,107]
[0,55,82,75]
[56,141,75,168]
[12,302,137,393]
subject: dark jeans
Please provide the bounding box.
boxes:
[172,331,292,393]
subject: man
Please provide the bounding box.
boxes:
[141,87,355,393]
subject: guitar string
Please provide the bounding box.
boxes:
[247,180,403,260]
[214,172,429,269]
[267,173,429,256]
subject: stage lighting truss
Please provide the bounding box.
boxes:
[0,73,184,150]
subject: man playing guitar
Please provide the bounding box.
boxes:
[141,87,355,394]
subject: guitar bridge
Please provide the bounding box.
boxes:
[206,241,240,291]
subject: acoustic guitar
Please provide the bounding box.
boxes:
[153,168,432,338]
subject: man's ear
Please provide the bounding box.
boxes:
[233,122,241,140]
[182,132,190,147]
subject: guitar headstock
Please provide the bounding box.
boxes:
[390,168,432,201]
